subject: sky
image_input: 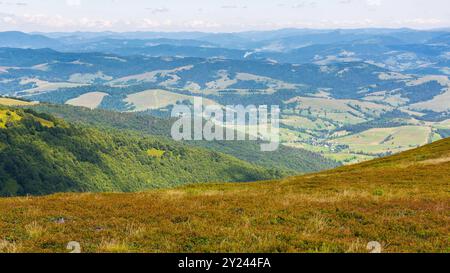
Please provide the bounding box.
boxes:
[0,0,449,32]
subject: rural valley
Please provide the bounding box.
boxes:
[0,9,449,254]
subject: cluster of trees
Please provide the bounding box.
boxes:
[31,104,174,136]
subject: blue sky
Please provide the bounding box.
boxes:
[0,0,449,32]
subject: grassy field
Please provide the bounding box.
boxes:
[281,115,335,131]
[285,97,392,125]
[65,92,109,109]
[321,153,376,164]
[124,89,218,111]
[0,138,448,253]
[0,98,37,106]
[332,126,432,155]
[19,78,86,95]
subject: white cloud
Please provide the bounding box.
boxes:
[147,7,170,14]
[184,20,221,28]
[292,1,317,8]
[394,18,444,27]
[66,0,81,7]
[366,0,382,7]
[0,0,448,32]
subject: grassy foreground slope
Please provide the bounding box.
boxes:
[0,138,448,253]
[0,106,280,196]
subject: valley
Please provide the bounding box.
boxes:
[1,44,449,164]
[0,27,449,254]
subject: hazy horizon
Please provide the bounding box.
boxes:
[0,0,449,32]
[1,26,446,35]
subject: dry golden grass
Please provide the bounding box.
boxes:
[0,98,37,107]
[65,92,108,109]
[24,221,46,239]
[0,139,449,253]
[98,240,132,253]
[0,239,22,253]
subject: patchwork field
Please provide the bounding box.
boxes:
[109,66,194,87]
[18,78,87,96]
[331,126,432,155]
[0,47,449,166]
[320,153,376,164]
[281,115,335,131]
[285,97,393,126]
[434,119,450,130]
[124,89,219,111]
[66,92,109,109]
[411,87,450,112]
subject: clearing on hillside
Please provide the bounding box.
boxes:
[0,98,37,106]
[124,89,219,111]
[66,92,109,109]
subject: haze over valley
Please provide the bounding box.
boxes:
[1,28,449,165]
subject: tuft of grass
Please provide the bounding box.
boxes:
[24,221,46,239]
[0,240,22,253]
[304,213,329,234]
[99,240,132,253]
[345,239,366,253]
[373,189,385,196]
[125,223,146,239]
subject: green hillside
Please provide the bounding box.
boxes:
[27,103,340,173]
[0,106,281,197]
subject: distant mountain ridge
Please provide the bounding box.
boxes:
[0,29,449,165]
[1,29,448,77]
[0,31,61,49]
[0,47,446,112]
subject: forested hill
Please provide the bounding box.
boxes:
[0,106,281,197]
[28,103,340,173]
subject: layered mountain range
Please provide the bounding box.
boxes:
[0,28,449,165]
